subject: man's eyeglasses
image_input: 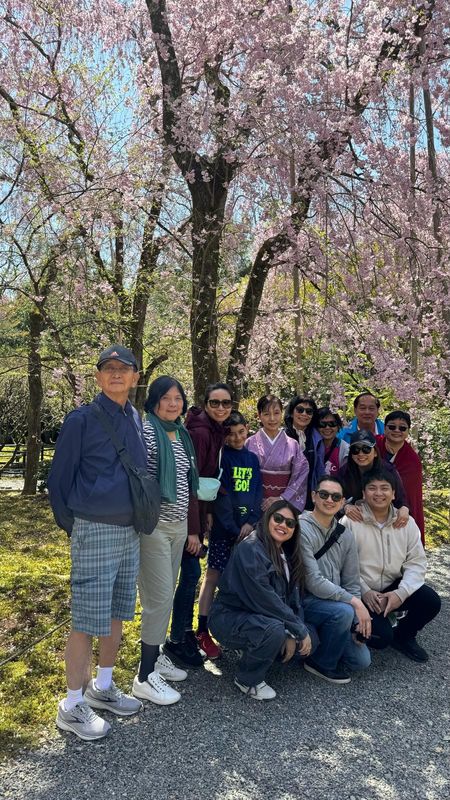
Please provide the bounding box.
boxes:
[295,406,314,415]
[350,444,375,455]
[208,399,232,408]
[318,421,338,429]
[100,364,133,374]
[272,512,296,529]
[316,489,343,502]
[386,423,408,432]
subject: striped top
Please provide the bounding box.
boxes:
[143,422,190,522]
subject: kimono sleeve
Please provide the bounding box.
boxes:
[281,443,309,512]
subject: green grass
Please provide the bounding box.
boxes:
[423,488,450,547]
[0,488,448,760]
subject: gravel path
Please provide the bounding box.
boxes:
[1,544,449,800]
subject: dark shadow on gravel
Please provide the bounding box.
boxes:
[1,546,449,800]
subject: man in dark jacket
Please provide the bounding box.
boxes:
[48,345,145,740]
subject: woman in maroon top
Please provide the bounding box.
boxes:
[165,382,233,665]
[317,407,349,476]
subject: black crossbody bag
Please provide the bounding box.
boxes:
[314,522,346,560]
[92,403,161,535]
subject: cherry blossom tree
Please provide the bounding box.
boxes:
[132,0,449,401]
[1,0,449,494]
[0,0,176,489]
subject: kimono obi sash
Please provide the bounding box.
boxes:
[260,469,291,499]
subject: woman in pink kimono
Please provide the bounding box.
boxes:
[245,395,309,513]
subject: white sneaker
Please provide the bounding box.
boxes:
[234,679,277,700]
[132,672,181,705]
[155,653,188,682]
[56,700,111,740]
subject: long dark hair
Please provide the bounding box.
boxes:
[342,443,382,502]
[255,499,304,590]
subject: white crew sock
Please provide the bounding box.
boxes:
[64,688,83,711]
[95,666,113,691]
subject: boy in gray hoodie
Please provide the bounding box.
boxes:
[300,475,371,684]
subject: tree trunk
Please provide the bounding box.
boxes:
[133,354,169,415]
[226,228,296,401]
[22,309,43,495]
[190,182,227,403]
[128,199,165,412]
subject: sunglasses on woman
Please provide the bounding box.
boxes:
[208,399,233,408]
[295,406,314,415]
[272,512,296,529]
[318,421,338,428]
[350,444,375,455]
[316,489,343,502]
[386,423,408,432]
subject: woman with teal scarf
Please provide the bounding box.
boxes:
[132,376,199,708]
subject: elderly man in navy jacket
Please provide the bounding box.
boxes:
[48,345,145,740]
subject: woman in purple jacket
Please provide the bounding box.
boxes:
[165,382,233,666]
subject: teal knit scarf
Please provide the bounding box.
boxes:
[146,412,199,503]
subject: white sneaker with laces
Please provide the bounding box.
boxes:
[234,679,277,700]
[56,700,111,741]
[154,653,188,682]
[132,671,181,705]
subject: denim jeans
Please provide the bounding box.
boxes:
[169,551,201,642]
[303,595,371,672]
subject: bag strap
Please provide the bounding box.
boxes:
[91,402,133,474]
[314,522,346,561]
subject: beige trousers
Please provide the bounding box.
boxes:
[138,517,188,645]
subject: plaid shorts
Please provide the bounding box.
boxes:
[70,518,139,636]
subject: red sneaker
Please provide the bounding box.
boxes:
[196,631,222,660]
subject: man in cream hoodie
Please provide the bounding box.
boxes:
[343,469,441,663]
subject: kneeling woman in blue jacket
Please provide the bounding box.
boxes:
[209,500,316,700]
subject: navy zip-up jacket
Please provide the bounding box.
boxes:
[211,446,263,540]
[212,533,309,641]
[48,392,147,534]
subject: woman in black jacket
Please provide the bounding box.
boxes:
[209,500,316,700]
[284,395,325,509]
